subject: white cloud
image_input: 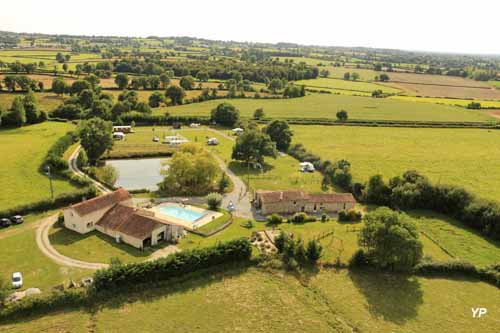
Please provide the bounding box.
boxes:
[1,0,499,54]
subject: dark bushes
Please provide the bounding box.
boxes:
[338,209,362,222]
[364,170,500,241]
[413,260,500,288]
[43,131,78,172]
[0,186,97,218]
[92,238,252,291]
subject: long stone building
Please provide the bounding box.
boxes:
[63,188,184,249]
[254,190,356,216]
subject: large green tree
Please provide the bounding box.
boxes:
[263,120,293,151]
[114,73,129,90]
[51,77,67,96]
[358,207,423,271]
[210,103,240,127]
[158,145,219,195]
[23,90,40,124]
[179,75,195,90]
[8,96,26,127]
[166,85,185,105]
[232,130,277,165]
[78,118,114,164]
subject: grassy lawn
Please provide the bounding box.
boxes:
[48,223,157,264]
[0,122,80,211]
[179,213,451,265]
[0,211,90,292]
[179,128,325,193]
[309,269,500,333]
[409,210,500,267]
[154,94,494,122]
[292,125,500,202]
[2,267,498,333]
[104,126,176,158]
[196,209,232,235]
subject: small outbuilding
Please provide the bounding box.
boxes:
[232,128,244,135]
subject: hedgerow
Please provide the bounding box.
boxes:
[91,238,252,291]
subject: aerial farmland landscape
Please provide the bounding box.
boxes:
[0,1,499,332]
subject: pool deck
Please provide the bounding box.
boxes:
[148,202,222,230]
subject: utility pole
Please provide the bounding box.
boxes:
[46,165,54,200]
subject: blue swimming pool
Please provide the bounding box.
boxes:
[159,205,205,222]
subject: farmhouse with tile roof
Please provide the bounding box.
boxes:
[254,190,356,215]
[63,189,183,249]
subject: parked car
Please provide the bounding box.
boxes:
[153,136,159,142]
[12,272,23,289]
[10,215,23,224]
[0,218,11,228]
[207,138,219,146]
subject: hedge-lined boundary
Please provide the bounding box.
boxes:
[0,186,97,218]
[42,130,78,172]
[257,118,500,129]
[92,238,252,291]
[103,150,175,160]
[413,260,500,288]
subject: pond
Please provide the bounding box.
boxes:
[105,158,169,191]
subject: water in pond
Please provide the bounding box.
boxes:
[105,158,168,190]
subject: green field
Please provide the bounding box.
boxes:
[48,224,155,264]
[410,210,500,266]
[156,94,495,122]
[179,128,325,193]
[0,122,79,211]
[0,211,90,291]
[1,267,498,333]
[292,125,500,202]
[295,77,401,94]
[390,95,500,108]
[0,92,64,113]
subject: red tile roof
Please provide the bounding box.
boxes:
[96,204,167,240]
[256,190,356,204]
[69,188,132,216]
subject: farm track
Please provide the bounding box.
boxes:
[36,214,109,270]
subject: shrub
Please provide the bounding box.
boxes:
[206,192,223,210]
[92,238,252,291]
[321,213,329,222]
[305,240,323,263]
[338,209,362,222]
[266,214,284,225]
[290,212,316,223]
[349,249,371,267]
[218,174,230,192]
[76,149,88,169]
[0,186,97,218]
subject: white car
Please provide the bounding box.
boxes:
[12,272,23,289]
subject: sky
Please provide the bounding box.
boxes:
[1,0,499,55]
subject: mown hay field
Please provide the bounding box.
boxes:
[291,125,500,202]
[382,81,500,100]
[294,77,401,94]
[157,94,495,122]
[0,122,79,211]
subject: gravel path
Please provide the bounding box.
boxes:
[36,214,109,270]
[68,146,112,194]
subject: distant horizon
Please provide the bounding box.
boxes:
[4,29,500,58]
[2,0,500,56]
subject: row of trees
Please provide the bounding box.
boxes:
[364,170,500,241]
[1,75,43,92]
[0,90,47,128]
